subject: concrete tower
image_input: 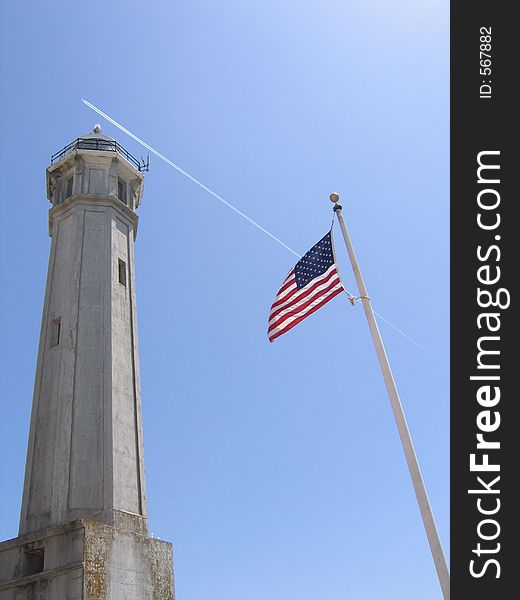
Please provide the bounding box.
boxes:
[0,127,175,599]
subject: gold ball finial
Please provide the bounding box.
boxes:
[330,192,340,203]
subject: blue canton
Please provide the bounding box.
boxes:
[295,232,335,289]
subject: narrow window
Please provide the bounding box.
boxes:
[50,317,61,347]
[118,259,127,286]
[23,547,44,576]
[118,178,127,205]
[65,176,73,199]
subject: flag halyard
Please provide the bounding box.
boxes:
[268,231,344,342]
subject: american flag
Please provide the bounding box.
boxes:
[268,231,344,342]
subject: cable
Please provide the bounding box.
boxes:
[81,99,300,258]
[81,99,445,367]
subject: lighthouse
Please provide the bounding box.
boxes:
[0,127,175,599]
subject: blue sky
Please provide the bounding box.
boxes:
[0,1,449,598]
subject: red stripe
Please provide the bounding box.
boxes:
[268,279,342,335]
[268,286,343,342]
[271,280,298,310]
[270,283,298,312]
[270,266,336,313]
[267,282,341,333]
[275,268,296,296]
[269,268,339,320]
[269,276,341,331]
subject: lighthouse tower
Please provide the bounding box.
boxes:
[0,127,175,599]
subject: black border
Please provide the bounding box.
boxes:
[451,3,516,598]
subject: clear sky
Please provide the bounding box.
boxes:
[0,1,449,598]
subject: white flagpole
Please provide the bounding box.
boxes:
[330,193,450,599]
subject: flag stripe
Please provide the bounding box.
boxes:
[270,263,337,312]
[269,265,338,320]
[268,271,340,328]
[276,268,295,295]
[271,276,298,307]
[268,278,343,334]
[268,286,343,342]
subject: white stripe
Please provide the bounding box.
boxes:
[271,264,336,314]
[269,279,341,331]
[269,271,339,325]
[269,265,338,320]
[269,282,343,338]
[269,278,342,328]
[272,275,298,306]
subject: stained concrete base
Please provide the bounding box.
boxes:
[0,515,174,599]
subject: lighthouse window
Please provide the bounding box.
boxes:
[118,178,127,205]
[50,317,61,347]
[23,547,45,576]
[118,259,127,287]
[65,177,73,199]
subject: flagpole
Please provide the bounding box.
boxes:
[330,193,450,599]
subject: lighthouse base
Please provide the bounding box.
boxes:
[0,515,174,599]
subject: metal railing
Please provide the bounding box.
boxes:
[50,137,149,171]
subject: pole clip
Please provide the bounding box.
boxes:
[347,294,371,306]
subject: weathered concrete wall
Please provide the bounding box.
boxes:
[83,519,174,600]
[0,521,85,600]
[111,215,146,516]
[0,517,175,600]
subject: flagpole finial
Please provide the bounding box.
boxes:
[330,192,342,211]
